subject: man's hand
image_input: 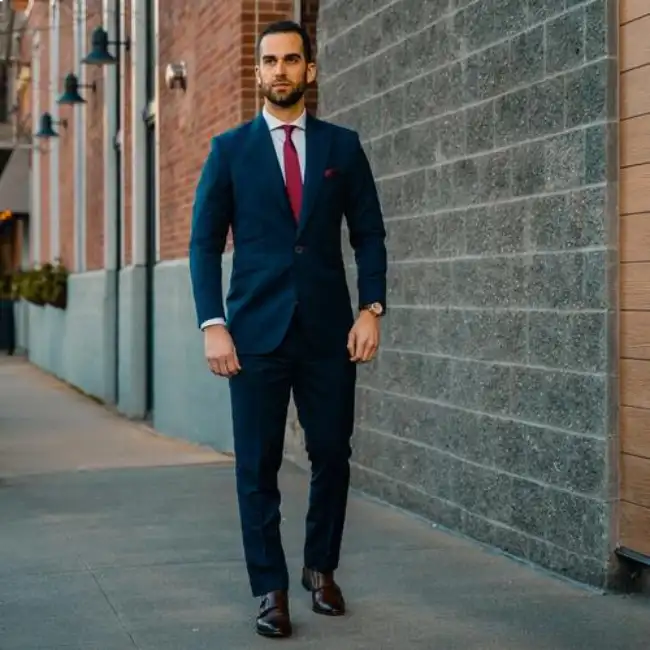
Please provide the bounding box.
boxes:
[204,324,241,377]
[348,311,381,363]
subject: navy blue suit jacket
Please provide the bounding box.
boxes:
[189,112,387,356]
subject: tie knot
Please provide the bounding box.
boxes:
[282,124,296,138]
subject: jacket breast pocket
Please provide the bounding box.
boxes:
[319,167,345,205]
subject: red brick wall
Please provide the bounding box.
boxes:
[25,0,105,270]
[58,0,75,270]
[241,0,294,122]
[26,0,321,266]
[85,2,105,271]
[35,1,50,264]
[158,0,245,260]
[158,0,320,260]
[16,13,32,263]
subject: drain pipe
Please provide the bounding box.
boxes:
[114,0,122,405]
[102,0,120,404]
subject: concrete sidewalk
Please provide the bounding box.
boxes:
[0,355,648,649]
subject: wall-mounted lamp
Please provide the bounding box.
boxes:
[35,112,68,139]
[57,73,97,105]
[165,62,188,91]
[81,26,130,66]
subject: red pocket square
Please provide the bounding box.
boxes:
[324,168,338,178]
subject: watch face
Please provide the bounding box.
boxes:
[370,302,383,315]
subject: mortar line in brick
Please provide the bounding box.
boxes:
[356,384,607,441]
[619,209,650,217]
[320,0,598,91]
[620,158,650,171]
[621,61,650,77]
[379,182,608,222]
[378,345,606,378]
[384,305,609,315]
[382,244,607,264]
[620,11,650,26]
[350,461,606,566]
[621,111,650,122]
[356,423,605,500]
[369,117,613,181]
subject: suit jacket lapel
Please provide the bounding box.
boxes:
[249,114,293,219]
[298,114,331,235]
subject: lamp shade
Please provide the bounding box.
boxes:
[81,26,117,65]
[35,112,59,138]
[57,73,86,105]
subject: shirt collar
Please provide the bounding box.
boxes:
[262,106,307,131]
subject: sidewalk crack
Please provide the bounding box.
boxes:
[83,560,142,649]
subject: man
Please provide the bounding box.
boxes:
[189,20,387,638]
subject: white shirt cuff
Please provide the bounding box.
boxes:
[200,318,226,330]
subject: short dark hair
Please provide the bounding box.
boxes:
[257,20,314,63]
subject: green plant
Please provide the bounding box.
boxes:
[44,260,68,309]
[13,260,69,309]
[15,268,47,305]
[0,273,14,300]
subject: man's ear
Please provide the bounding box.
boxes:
[306,62,317,85]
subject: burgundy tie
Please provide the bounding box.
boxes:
[282,124,302,222]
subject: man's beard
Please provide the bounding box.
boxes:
[262,78,307,108]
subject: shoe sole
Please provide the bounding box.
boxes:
[301,577,345,616]
[256,625,292,638]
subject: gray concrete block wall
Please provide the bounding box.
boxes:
[308,0,619,586]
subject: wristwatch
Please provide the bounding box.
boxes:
[362,302,384,317]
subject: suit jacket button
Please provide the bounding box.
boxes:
[295,245,304,254]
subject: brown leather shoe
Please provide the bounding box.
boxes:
[256,590,292,638]
[301,567,345,616]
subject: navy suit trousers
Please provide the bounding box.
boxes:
[229,310,356,597]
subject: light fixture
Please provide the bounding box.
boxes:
[165,62,188,91]
[57,73,97,105]
[35,112,67,139]
[81,26,129,66]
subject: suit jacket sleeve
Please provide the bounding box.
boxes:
[189,136,233,327]
[343,132,388,311]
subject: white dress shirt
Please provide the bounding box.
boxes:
[200,107,307,330]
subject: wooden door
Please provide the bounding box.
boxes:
[619,0,650,558]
